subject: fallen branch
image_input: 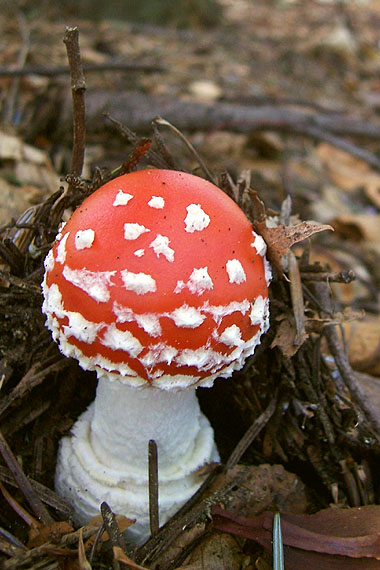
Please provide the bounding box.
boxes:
[71,91,380,141]
[36,90,380,171]
[0,61,164,77]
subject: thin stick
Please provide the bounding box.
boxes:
[312,282,380,439]
[88,522,106,564]
[63,26,86,181]
[300,269,356,283]
[224,395,278,470]
[288,251,306,346]
[153,116,216,182]
[148,439,159,537]
[152,121,177,168]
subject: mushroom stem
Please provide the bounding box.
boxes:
[55,377,219,541]
[92,378,214,469]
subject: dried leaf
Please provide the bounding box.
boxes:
[340,316,380,375]
[304,308,364,335]
[177,532,247,569]
[264,222,333,271]
[250,191,333,276]
[152,524,207,569]
[316,143,380,209]
[78,528,92,570]
[209,464,307,519]
[332,213,380,244]
[255,556,273,570]
[212,505,380,567]
[316,143,370,191]
[271,315,301,357]
[113,545,149,569]
[28,520,74,548]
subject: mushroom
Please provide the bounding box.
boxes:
[42,169,271,541]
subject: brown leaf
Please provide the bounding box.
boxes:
[209,464,308,519]
[250,191,333,276]
[284,548,380,569]
[315,143,370,191]
[78,528,92,570]
[113,546,149,569]
[277,510,380,558]
[332,213,380,243]
[271,315,301,357]
[152,524,208,570]
[212,505,380,568]
[315,143,380,209]
[340,316,380,375]
[177,532,247,569]
[28,520,74,548]
[263,222,334,271]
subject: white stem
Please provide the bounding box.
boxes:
[55,377,218,541]
[90,378,203,476]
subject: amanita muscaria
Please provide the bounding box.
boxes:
[42,169,271,540]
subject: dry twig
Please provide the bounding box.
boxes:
[312,282,380,440]
[63,26,86,183]
[148,440,160,537]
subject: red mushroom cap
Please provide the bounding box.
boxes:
[42,169,271,389]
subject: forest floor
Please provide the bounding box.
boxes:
[1,1,380,568]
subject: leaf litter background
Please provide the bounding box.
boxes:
[1,0,380,568]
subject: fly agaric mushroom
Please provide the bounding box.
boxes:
[42,169,271,541]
